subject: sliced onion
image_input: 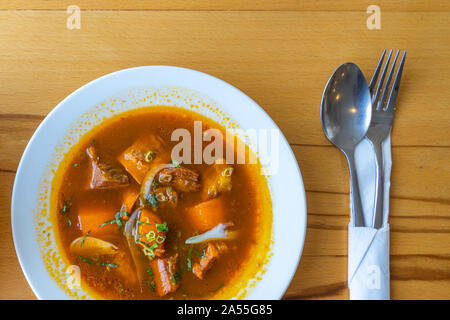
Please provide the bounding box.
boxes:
[123,208,149,291]
[69,236,118,258]
[185,222,238,244]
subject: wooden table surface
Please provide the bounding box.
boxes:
[1,1,449,300]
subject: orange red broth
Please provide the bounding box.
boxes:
[52,107,272,299]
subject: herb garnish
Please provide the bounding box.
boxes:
[146,193,159,209]
[193,248,204,257]
[99,211,127,228]
[61,197,72,227]
[187,246,193,271]
[137,239,152,248]
[171,267,184,284]
[146,267,155,291]
[215,283,225,292]
[172,160,181,167]
[166,186,174,198]
[80,230,91,247]
[79,256,95,265]
[61,198,72,214]
[145,151,154,163]
[137,220,152,226]
[99,262,118,268]
[156,222,168,233]
[156,235,166,244]
[79,256,118,268]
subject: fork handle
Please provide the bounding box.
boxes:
[345,150,365,227]
[372,141,385,229]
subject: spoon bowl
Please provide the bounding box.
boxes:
[320,62,372,226]
[321,63,372,151]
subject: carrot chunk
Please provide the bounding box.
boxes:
[117,135,169,184]
[137,208,166,257]
[77,205,117,237]
[186,197,228,232]
[120,185,140,218]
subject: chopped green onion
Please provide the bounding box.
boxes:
[172,160,181,167]
[61,198,72,214]
[216,283,225,292]
[222,167,234,177]
[155,192,168,202]
[145,151,154,162]
[66,216,72,227]
[80,256,118,268]
[159,173,173,183]
[146,193,159,209]
[143,248,155,259]
[99,262,118,268]
[99,211,126,229]
[137,239,151,248]
[145,231,156,242]
[79,256,95,265]
[114,212,123,228]
[171,269,182,284]
[80,230,91,247]
[99,219,116,228]
[187,246,193,271]
[137,220,152,226]
[146,267,155,291]
[156,235,166,244]
[156,222,168,233]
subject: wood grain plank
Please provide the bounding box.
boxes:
[306,191,450,218]
[0,11,449,146]
[293,145,450,201]
[303,214,450,256]
[283,255,450,300]
[1,0,449,11]
[0,172,35,299]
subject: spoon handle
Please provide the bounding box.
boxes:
[345,150,365,227]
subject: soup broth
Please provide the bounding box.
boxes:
[52,107,272,299]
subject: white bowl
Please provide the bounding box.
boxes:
[11,66,306,299]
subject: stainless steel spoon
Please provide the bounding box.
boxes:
[320,63,372,227]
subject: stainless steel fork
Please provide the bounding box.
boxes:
[366,49,406,228]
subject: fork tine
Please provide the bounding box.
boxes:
[386,50,407,112]
[372,49,393,108]
[379,50,400,110]
[369,49,386,95]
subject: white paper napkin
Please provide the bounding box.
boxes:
[347,135,392,300]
